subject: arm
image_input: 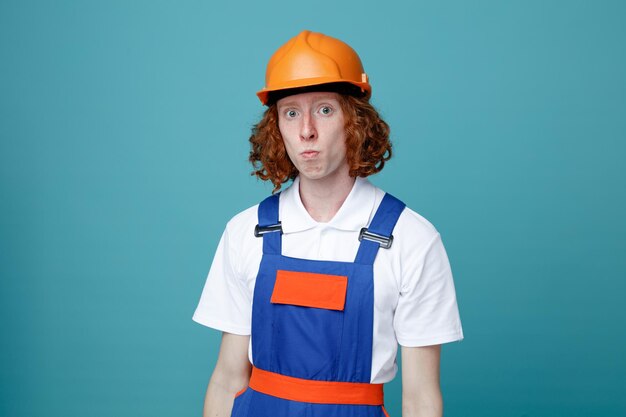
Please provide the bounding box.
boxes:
[401,344,443,417]
[203,333,252,417]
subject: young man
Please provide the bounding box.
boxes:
[193,30,463,417]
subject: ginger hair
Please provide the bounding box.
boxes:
[249,94,392,192]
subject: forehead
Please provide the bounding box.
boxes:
[276,91,341,108]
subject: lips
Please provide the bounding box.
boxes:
[300,150,319,159]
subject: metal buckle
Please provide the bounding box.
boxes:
[254,222,282,237]
[358,228,393,249]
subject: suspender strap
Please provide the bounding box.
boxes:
[249,366,384,405]
[354,193,406,265]
[256,193,282,255]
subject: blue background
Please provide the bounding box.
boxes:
[1,1,625,416]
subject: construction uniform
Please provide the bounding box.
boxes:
[193,177,463,416]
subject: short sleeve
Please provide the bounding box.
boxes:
[393,233,464,347]
[192,225,252,335]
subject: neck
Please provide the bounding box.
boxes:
[298,173,356,223]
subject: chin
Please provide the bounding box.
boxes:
[300,174,324,181]
[297,166,324,179]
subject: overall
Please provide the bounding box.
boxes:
[231,192,406,417]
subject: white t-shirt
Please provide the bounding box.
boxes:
[193,176,463,383]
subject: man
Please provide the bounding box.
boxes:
[193,30,463,417]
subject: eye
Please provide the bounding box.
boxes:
[285,109,298,118]
[319,106,333,115]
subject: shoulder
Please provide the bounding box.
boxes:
[371,185,440,246]
[396,206,442,261]
[377,190,442,258]
[397,206,439,242]
[224,203,259,243]
[219,202,265,278]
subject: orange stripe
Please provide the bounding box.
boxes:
[234,387,247,398]
[249,366,384,405]
[271,270,348,311]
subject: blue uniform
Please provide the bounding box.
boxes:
[231,192,405,417]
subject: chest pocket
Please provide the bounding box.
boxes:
[270,270,348,379]
[271,270,348,310]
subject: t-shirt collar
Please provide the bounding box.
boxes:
[279,176,377,233]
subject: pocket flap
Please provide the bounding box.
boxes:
[271,270,348,311]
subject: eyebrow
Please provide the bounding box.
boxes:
[277,97,340,110]
[277,100,298,109]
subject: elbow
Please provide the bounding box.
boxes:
[211,361,252,396]
[402,388,443,417]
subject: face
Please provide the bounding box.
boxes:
[277,91,349,184]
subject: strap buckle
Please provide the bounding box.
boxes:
[358,228,393,249]
[254,222,282,237]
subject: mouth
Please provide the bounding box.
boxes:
[300,150,319,159]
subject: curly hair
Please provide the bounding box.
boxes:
[249,94,392,192]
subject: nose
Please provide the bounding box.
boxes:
[299,113,317,141]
